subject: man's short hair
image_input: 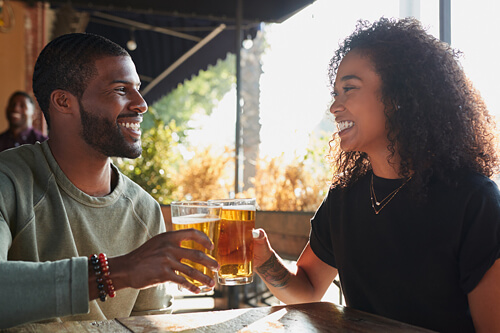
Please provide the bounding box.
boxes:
[32,33,129,128]
[8,91,34,106]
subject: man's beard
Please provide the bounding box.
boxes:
[79,101,142,159]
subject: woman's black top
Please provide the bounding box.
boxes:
[310,170,500,332]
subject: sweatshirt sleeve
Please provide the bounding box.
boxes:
[0,257,89,329]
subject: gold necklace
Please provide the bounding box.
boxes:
[370,173,412,215]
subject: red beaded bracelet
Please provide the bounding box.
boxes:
[89,253,116,301]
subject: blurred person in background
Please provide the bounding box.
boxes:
[0,91,48,152]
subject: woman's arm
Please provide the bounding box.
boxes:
[468,258,500,332]
[253,229,338,304]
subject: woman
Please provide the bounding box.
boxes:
[253,18,500,332]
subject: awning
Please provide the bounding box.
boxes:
[47,0,316,104]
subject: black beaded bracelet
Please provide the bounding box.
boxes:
[89,253,115,302]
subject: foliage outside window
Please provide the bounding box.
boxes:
[114,116,181,205]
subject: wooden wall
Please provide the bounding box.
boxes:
[0,1,48,134]
[255,210,311,260]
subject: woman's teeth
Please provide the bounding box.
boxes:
[337,121,354,132]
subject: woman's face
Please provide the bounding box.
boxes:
[330,50,390,156]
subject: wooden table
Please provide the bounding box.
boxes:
[6,302,436,332]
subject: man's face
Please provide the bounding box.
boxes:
[6,95,34,130]
[78,56,147,159]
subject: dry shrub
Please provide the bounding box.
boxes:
[174,146,234,201]
[242,155,330,212]
[174,146,330,211]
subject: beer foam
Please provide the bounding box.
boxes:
[172,214,220,225]
[222,205,256,211]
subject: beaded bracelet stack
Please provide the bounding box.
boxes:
[89,253,116,302]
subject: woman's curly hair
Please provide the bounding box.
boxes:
[328,17,500,197]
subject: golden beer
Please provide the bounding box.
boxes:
[171,202,221,292]
[211,201,256,285]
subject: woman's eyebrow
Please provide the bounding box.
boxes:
[340,74,362,82]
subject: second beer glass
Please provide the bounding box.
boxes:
[208,198,256,285]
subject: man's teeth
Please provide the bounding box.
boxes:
[337,121,354,132]
[119,122,141,131]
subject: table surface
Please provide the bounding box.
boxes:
[6,302,436,332]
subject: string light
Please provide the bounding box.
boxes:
[127,28,137,51]
[242,35,253,49]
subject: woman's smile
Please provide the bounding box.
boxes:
[336,120,355,134]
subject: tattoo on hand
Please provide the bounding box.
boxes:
[257,254,290,288]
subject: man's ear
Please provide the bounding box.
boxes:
[50,90,77,114]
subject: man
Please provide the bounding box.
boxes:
[0,91,48,152]
[0,33,217,328]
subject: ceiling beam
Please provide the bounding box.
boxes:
[92,11,201,42]
[141,24,226,96]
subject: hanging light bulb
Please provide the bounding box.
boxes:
[242,35,253,49]
[127,29,137,51]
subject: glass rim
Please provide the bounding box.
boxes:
[207,198,256,203]
[171,201,223,208]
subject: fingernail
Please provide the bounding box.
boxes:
[252,229,261,239]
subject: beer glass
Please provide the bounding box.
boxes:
[208,198,256,285]
[171,201,221,292]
